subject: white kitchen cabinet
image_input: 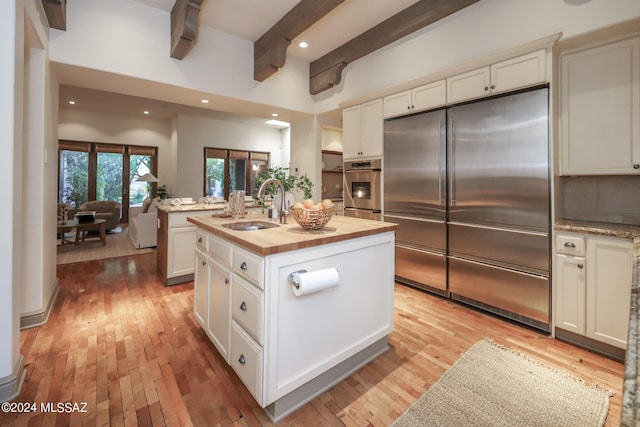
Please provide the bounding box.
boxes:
[158,208,218,285]
[554,254,586,335]
[554,232,633,350]
[168,226,197,278]
[190,219,395,421]
[585,236,633,348]
[560,36,640,175]
[207,257,231,362]
[447,50,547,104]
[342,98,383,159]
[194,247,208,328]
[383,80,446,118]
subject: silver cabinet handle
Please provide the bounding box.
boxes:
[240,301,247,311]
[564,242,576,248]
[240,261,247,271]
[238,355,246,365]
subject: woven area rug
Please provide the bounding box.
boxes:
[57,227,154,265]
[392,339,612,427]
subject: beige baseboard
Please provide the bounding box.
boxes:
[20,280,59,329]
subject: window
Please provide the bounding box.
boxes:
[58,141,157,223]
[204,148,269,199]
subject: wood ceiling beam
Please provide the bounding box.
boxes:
[170,0,205,60]
[309,0,481,95]
[41,0,66,31]
[254,0,345,82]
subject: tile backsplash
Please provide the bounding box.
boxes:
[562,176,640,225]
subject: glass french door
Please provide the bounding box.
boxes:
[58,141,157,224]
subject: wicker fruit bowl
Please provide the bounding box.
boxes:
[290,207,334,230]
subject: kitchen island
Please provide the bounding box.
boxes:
[156,202,263,285]
[187,212,398,421]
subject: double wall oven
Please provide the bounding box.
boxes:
[343,159,382,221]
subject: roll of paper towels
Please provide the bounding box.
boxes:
[291,268,339,297]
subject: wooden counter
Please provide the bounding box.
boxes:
[187,211,398,256]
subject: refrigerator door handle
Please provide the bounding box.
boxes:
[448,221,549,237]
[384,213,446,224]
[448,120,456,206]
[438,120,446,206]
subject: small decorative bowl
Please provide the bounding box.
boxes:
[290,207,334,230]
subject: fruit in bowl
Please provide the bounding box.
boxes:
[290,199,335,230]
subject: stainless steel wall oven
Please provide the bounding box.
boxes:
[343,159,382,221]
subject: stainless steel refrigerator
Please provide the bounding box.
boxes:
[384,88,550,331]
[384,109,448,296]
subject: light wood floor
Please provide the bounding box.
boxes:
[1,253,623,426]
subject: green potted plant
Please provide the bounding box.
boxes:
[155,184,170,200]
[256,167,314,207]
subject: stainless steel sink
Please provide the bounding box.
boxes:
[221,221,279,231]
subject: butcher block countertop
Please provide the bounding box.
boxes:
[187,212,398,256]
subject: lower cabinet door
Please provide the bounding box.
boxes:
[230,321,263,405]
[586,236,633,349]
[554,254,586,335]
[193,249,208,328]
[207,259,230,362]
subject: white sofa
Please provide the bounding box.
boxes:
[129,198,159,249]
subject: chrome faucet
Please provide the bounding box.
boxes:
[257,178,288,224]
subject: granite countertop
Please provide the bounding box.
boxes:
[555,220,640,426]
[157,201,262,213]
[187,212,398,256]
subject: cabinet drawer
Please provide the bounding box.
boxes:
[230,321,263,404]
[195,230,208,252]
[232,276,264,344]
[233,247,264,288]
[168,211,196,228]
[556,233,585,256]
[209,235,232,266]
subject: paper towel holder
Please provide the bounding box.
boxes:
[288,270,308,290]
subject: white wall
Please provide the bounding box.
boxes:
[0,0,21,395]
[290,117,322,201]
[48,0,317,116]
[58,108,174,189]
[174,114,287,199]
[313,0,640,113]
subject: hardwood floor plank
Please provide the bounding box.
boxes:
[0,253,624,427]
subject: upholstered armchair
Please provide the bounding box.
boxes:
[128,198,158,249]
[77,200,121,231]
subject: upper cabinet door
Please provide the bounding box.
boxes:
[383,80,447,119]
[560,36,640,175]
[344,99,383,160]
[490,50,546,95]
[447,50,547,105]
[447,67,491,104]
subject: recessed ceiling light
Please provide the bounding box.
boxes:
[299,41,308,48]
[271,113,278,117]
[68,100,76,105]
[143,111,150,115]
[265,119,290,128]
[201,99,209,104]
